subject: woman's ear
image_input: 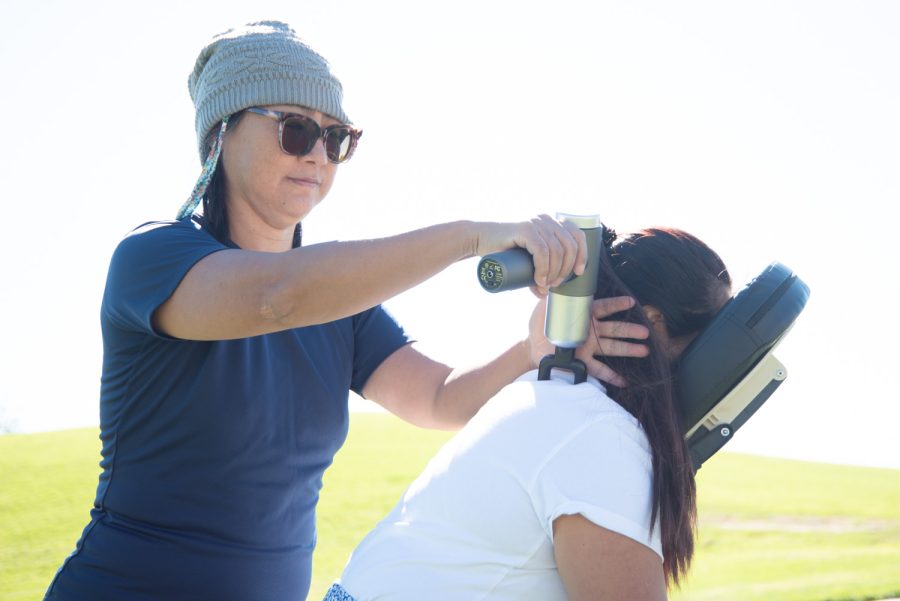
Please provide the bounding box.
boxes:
[642,305,666,332]
[644,304,700,360]
[642,305,675,358]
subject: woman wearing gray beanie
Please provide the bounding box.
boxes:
[43,21,648,601]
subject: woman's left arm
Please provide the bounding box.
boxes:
[553,514,668,601]
[362,296,649,429]
[361,340,531,429]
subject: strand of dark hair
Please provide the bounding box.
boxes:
[593,227,730,587]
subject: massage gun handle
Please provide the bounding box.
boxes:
[476,248,537,293]
[476,222,602,295]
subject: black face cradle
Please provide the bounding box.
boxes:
[675,262,811,471]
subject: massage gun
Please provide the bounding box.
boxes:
[477,214,604,383]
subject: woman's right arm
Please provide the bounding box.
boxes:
[553,513,668,601]
[153,217,586,340]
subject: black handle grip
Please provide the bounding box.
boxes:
[477,249,535,293]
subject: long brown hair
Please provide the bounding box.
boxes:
[596,227,731,587]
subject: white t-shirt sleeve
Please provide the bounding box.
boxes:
[530,415,663,559]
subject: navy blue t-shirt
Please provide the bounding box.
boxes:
[45,218,409,600]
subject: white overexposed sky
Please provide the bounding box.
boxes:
[0,0,898,469]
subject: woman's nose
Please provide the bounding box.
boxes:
[304,135,328,164]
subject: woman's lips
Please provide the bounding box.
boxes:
[287,176,319,187]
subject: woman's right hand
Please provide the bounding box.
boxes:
[474,214,588,296]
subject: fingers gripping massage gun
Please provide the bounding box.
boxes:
[477,213,605,384]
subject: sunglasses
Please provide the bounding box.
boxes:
[246,107,362,164]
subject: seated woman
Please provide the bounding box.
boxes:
[326,227,733,601]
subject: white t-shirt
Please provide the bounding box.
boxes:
[338,370,661,601]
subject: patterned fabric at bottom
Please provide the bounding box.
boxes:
[323,582,357,601]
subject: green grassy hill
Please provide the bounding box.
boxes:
[2,416,898,601]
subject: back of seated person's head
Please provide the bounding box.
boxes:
[590,226,731,588]
[608,227,732,359]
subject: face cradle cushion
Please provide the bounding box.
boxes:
[675,262,811,470]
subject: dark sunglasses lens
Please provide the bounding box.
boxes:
[281,118,318,156]
[324,128,355,163]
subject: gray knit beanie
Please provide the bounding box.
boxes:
[188,20,351,163]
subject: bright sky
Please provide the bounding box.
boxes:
[1,0,898,469]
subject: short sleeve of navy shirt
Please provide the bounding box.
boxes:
[45,218,410,601]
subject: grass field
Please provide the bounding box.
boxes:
[1,415,899,601]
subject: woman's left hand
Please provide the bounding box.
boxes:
[527,296,650,387]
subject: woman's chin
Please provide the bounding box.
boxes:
[282,197,321,223]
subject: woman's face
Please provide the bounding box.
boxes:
[220,104,339,240]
